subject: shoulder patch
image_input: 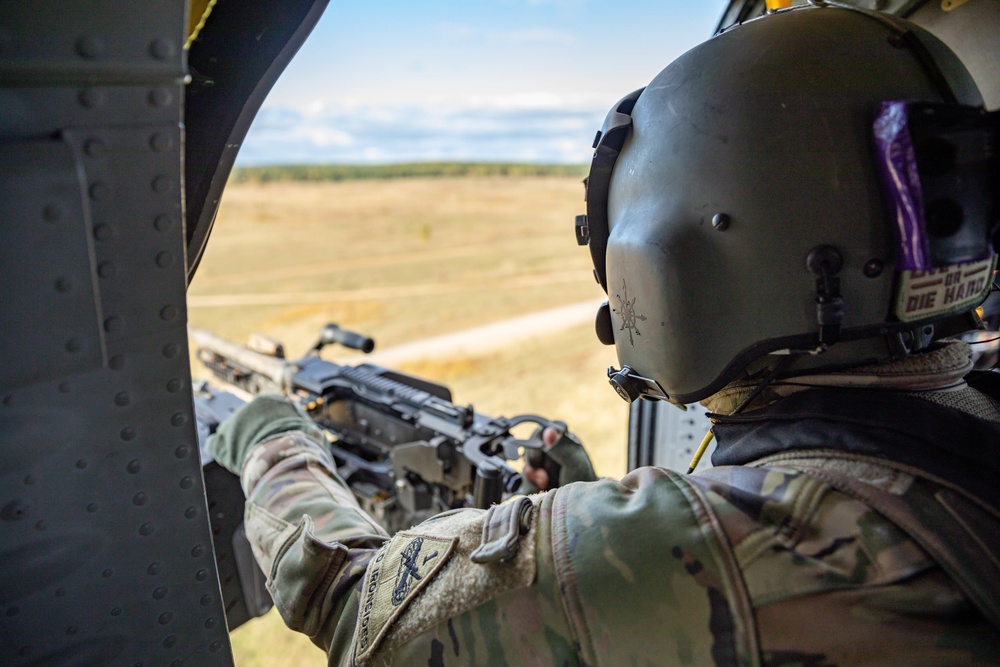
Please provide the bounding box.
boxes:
[354,531,457,664]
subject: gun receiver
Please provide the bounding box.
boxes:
[191,325,555,533]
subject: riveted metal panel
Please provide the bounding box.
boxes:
[63,125,188,346]
[0,141,104,391]
[0,85,181,141]
[0,3,185,85]
[0,2,234,665]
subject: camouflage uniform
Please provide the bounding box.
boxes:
[226,364,1000,666]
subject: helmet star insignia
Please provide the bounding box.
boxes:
[615,279,647,346]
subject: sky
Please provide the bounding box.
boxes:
[236,0,729,166]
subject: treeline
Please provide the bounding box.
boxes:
[230,162,588,183]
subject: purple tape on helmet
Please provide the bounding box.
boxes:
[873,101,932,271]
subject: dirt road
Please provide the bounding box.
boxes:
[357,298,606,366]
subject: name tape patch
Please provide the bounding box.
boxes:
[894,256,995,323]
[354,532,457,664]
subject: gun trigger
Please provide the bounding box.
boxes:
[469,496,535,564]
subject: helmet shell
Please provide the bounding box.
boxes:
[604,6,983,403]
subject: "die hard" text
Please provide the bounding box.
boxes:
[904,270,987,314]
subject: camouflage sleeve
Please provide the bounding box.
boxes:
[239,427,583,665]
[241,430,751,666]
[239,430,390,655]
[338,472,754,666]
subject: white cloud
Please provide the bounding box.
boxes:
[236,101,604,166]
[301,126,353,147]
[304,99,326,114]
[489,92,565,109]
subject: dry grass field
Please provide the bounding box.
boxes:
[190,177,602,352]
[187,175,631,665]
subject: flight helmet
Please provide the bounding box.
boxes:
[577,3,995,405]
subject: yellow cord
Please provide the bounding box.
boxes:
[686,430,715,474]
[686,355,795,474]
[185,0,218,50]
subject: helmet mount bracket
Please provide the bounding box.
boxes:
[607,365,669,404]
[887,323,936,358]
[807,245,846,345]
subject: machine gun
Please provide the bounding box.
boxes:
[191,324,559,534]
[191,324,563,628]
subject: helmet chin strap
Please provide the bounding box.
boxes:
[781,339,974,392]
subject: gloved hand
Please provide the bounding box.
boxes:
[205,394,319,475]
[521,422,598,492]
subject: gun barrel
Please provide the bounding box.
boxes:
[189,328,295,392]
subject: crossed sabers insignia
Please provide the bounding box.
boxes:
[615,279,647,346]
[392,537,438,606]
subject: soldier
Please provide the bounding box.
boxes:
[207,5,1000,665]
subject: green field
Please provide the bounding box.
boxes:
[188,171,630,665]
[230,161,588,183]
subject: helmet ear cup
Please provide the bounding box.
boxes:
[595,302,615,346]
